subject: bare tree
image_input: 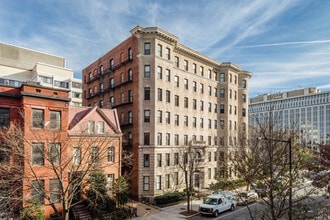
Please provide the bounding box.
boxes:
[177,141,207,213]
[233,109,317,220]
[0,117,122,220]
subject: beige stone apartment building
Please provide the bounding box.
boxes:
[82,26,252,201]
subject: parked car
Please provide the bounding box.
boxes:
[199,193,236,217]
[236,191,258,205]
[251,183,268,197]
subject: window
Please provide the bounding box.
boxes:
[165,153,170,166]
[72,82,82,89]
[174,114,179,126]
[157,66,163,79]
[174,172,178,185]
[98,121,104,133]
[144,133,150,145]
[143,176,150,191]
[200,101,204,111]
[192,63,196,73]
[32,109,44,128]
[128,69,133,81]
[40,75,53,84]
[174,76,179,87]
[208,102,212,112]
[128,47,133,60]
[208,69,212,79]
[128,111,132,123]
[73,147,81,165]
[165,112,170,124]
[157,133,162,145]
[32,180,45,204]
[165,174,170,188]
[108,147,115,163]
[32,143,44,166]
[220,104,225,114]
[144,87,150,100]
[128,90,133,102]
[157,110,162,123]
[166,47,170,60]
[208,86,212,96]
[242,94,246,102]
[174,95,179,106]
[144,65,150,78]
[91,147,99,163]
[200,83,204,93]
[156,175,162,190]
[157,153,162,167]
[208,119,211,129]
[184,78,188,89]
[174,153,179,165]
[100,65,104,74]
[200,118,204,128]
[0,108,10,128]
[200,66,204,76]
[184,97,188,108]
[242,80,247,88]
[220,73,225,82]
[193,117,196,127]
[110,78,114,88]
[107,174,115,190]
[144,154,150,167]
[157,88,162,101]
[174,56,179,67]
[189,101,196,116]
[174,134,179,145]
[214,120,218,129]
[208,168,212,179]
[242,108,246,117]
[192,81,197,92]
[88,121,95,133]
[49,143,60,165]
[157,44,162,57]
[50,179,61,203]
[144,43,150,55]
[110,59,114,69]
[166,90,171,103]
[184,60,188,71]
[166,133,170,145]
[220,89,225,98]
[184,135,188,145]
[220,120,224,128]
[54,80,69,88]
[144,110,150,122]
[184,116,188,126]
[165,69,171,81]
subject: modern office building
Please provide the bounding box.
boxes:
[82,25,252,201]
[249,87,330,151]
[0,42,82,106]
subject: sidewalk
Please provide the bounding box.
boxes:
[128,199,202,220]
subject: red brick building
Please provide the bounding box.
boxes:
[0,82,122,219]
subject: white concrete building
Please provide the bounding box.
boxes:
[0,42,82,106]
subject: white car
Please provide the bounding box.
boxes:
[199,194,236,217]
[236,191,258,205]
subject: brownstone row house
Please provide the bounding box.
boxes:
[82,25,252,202]
[0,82,122,219]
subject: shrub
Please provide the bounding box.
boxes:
[154,191,186,205]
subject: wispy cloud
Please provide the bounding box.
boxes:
[238,39,330,48]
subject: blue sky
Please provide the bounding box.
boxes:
[1,0,329,97]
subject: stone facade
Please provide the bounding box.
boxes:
[82,26,252,201]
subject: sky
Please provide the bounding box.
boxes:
[1,0,329,97]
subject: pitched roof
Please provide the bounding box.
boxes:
[68,106,121,134]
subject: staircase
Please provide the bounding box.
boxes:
[71,204,92,220]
